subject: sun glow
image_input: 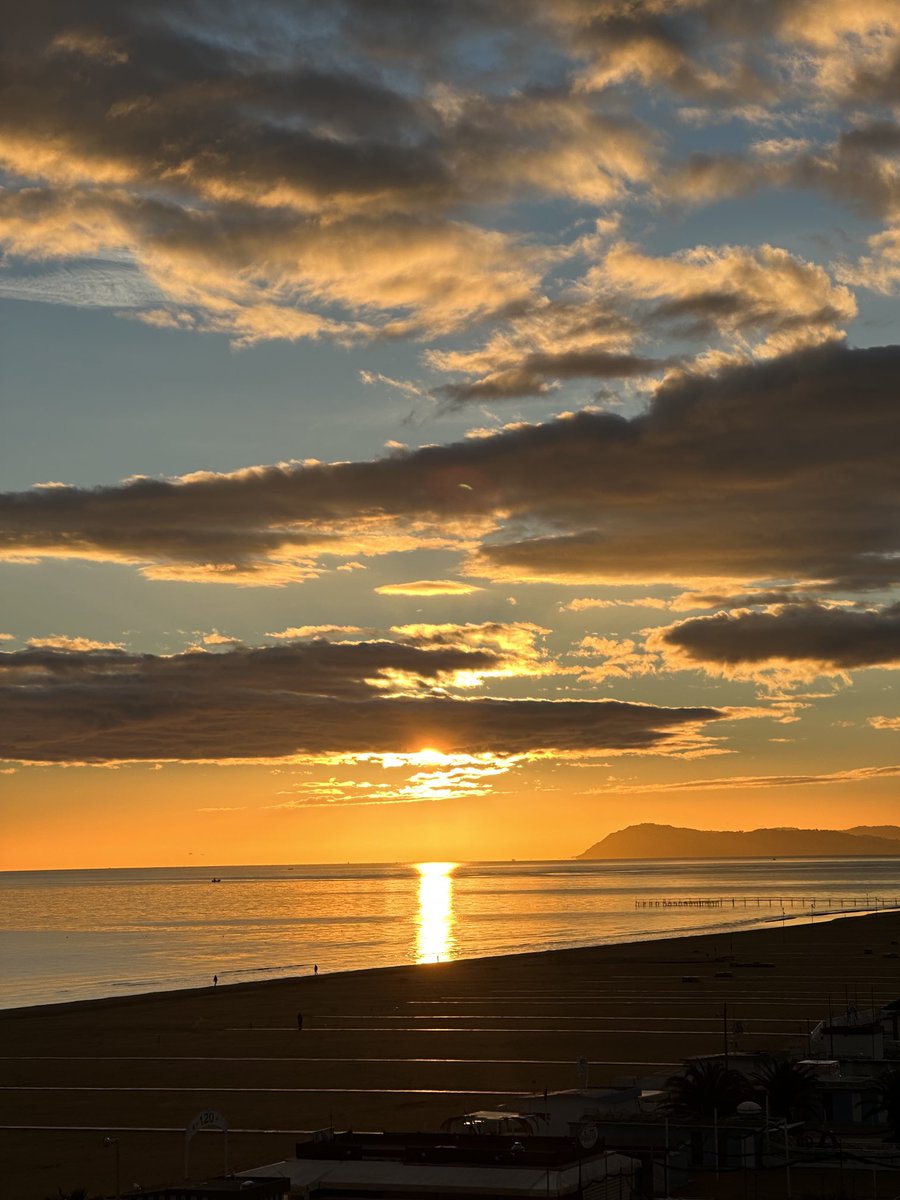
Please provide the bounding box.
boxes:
[411,747,450,766]
[415,861,457,963]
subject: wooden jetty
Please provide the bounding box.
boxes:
[634,895,900,909]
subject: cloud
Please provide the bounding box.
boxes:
[266,625,362,639]
[393,621,554,682]
[0,343,897,591]
[649,602,900,681]
[574,635,658,681]
[433,351,667,405]
[375,580,483,596]
[0,3,662,349]
[587,762,900,794]
[592,242,856,355]
[466,344,900,591]
[870,716,900,731]
[666,120,900,223]
[561,596,670,612]
[561,0,900,113]
[25,635,124,652]
[0,0,894,394]
[425,291,645,403]
[0,189,543,344]
[839,225,900,295]
[0,640,721,765]
[427,240,854,407]
[670,586,830,611]
[269,749,520,807]
[0,259,163,310]
[775,1,900,103]
[564,2,779,105]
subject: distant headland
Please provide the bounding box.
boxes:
[578,823,900,860]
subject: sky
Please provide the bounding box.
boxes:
[1,0,899,869]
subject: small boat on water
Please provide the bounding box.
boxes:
[210,877,222,883]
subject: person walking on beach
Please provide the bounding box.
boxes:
[313,963,318,976]
[213,975,217,987]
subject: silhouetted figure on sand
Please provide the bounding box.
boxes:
[313,964,318,976]
[213,975,217,987]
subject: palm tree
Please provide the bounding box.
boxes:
[869,1066,900,1143]
[751,1057,821,1121]
[665,1059,750,1119]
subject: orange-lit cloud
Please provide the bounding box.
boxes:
[0,640,722,766]
[394,622,556,684]
[592,242,855,355]
[1,0,892,369]
[375,580,483,597]
[26,635,124,652]
[561,596,670,612]
[869,716,900,731]
[574,635,658,681]
[585,763,900,794]
[269,749,520,808]
[266,625,362,640]
[199,631,242,646]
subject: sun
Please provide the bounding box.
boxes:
[410,746,449,767]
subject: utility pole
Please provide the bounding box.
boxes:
[103,1137,120,1199]
[723,1000,729,1071]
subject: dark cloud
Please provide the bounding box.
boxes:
[0,642,720,763]
[568,2,779,105]
[433,351,666,404]
[653,602,900,673]
[672,586,826,610]
[0,343,897,590]
[668,121,900,221]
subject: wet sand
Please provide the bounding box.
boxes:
[2,909,899,1198]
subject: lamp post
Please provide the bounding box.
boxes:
[103,1136,121,1199]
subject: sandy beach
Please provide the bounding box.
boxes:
[2,909,899,1199]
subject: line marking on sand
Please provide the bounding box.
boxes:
[0,1125,333,1134]
[0,1086,521,1096]
[304,1013,807,1024]
[220,1025,795,1036]
[0,1056,680,1066]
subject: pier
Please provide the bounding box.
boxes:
[634,895,900,909]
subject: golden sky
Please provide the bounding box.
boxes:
[0,0,898,868]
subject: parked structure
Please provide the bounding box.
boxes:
[239,1130,641,1199]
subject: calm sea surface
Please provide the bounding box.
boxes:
[2,857,898,1010]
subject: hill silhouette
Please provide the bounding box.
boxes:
[847,825,900,840]
[578,823,900,860]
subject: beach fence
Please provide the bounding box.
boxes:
[633,896,900,909]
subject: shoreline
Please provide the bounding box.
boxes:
[3,909,900,1199]
[1,900,891,1018]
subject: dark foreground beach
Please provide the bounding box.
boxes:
[2,910,899,1199]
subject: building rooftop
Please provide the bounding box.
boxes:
[240,1132,639,1198]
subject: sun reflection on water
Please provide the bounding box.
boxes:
[415,861,457,963]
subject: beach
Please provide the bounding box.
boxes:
[2,908,899,1199]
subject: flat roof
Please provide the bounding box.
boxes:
[292,1131,610,1169]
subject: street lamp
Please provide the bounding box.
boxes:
[103,1136,121,1199]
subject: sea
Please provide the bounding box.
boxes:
[2,856,899,1010]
